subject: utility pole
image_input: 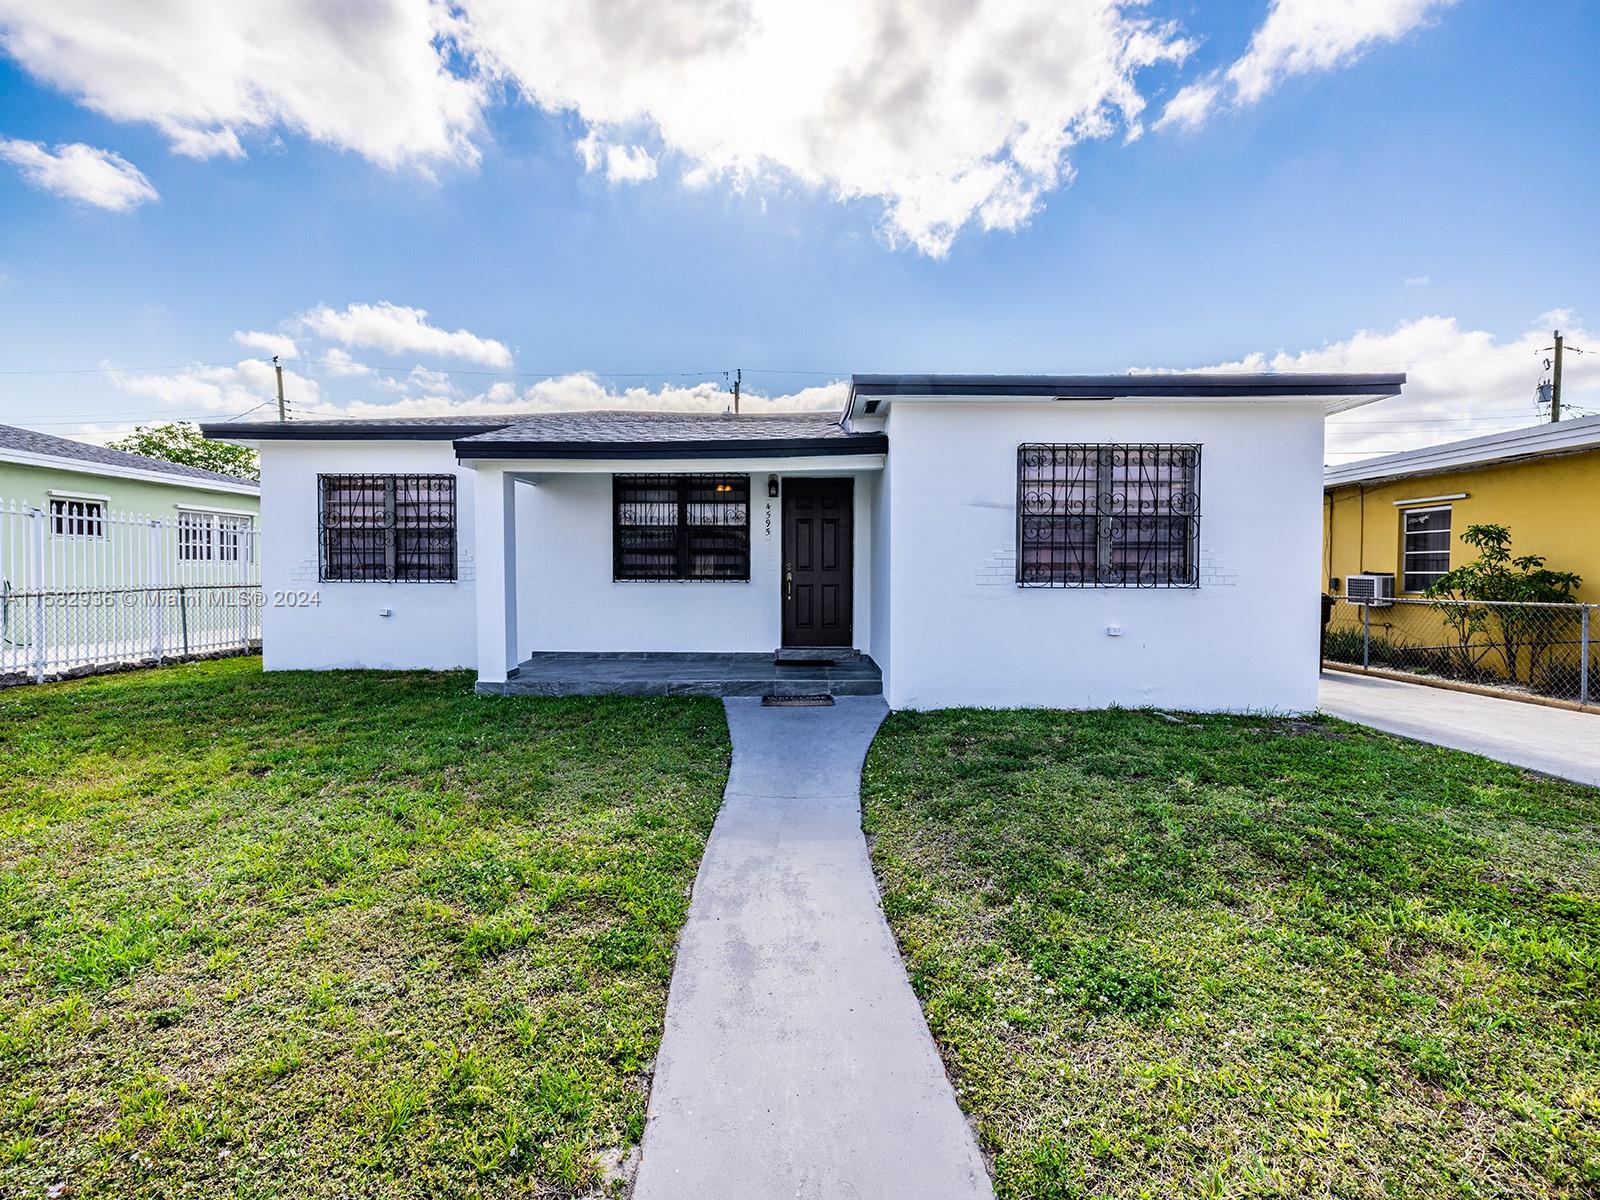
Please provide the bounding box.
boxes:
[273,355,287,422]
[1552,331,1564,422]
[732,367,741,415]
[1541,330,1585,423]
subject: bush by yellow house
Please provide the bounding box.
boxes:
[1322,414,1600,701]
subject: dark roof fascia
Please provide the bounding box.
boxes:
[201,422,513,441]
[453,434,888,460]
[847,372,1406,401]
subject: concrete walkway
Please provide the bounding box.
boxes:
[633,697,993,1200]
[1319,670,1600,788]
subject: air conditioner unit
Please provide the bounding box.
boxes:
[1345,573,1394,606]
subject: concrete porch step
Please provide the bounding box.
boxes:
[774,646,861,665]
[478,651,881,698]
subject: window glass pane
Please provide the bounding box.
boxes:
[685,475,749,579]
[50,498,105,538]
[178,512,213,561]
[1401,507,1451,591]
[320,475,385,581]
[393,475,456,581]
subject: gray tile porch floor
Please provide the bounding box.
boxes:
[475,652,883,697]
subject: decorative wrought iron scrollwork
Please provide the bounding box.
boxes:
[1016,444,1200,588]
[318,474,457,582]
[614,474,750,581]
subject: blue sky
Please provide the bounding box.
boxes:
[0,0,1594,461]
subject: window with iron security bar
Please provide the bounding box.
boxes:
[319,474,457,582]
[1018,444,1201,587]
[614,474,750,581]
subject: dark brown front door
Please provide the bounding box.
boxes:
[782,478,853,647]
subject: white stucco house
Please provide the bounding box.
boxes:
[204,372,1403,711]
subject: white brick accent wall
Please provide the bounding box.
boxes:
[1198,547,1237,587]
[975,545,1235,587]
[975,547,1016,586]
[286,547,474,584]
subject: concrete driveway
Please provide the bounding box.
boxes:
[1318,670,1600,788]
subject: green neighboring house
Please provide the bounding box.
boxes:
[0,423,259,590]
[1,421,258,521]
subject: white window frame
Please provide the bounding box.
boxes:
[177,507,255,564]
[1400,504,1452,593]
[47,493,108,539]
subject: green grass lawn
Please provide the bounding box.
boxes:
[0,658,730,1198]
[864,708,1600,1199]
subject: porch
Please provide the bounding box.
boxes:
[462,410,889,694]
[476,650,883,697]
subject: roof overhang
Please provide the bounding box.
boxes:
[844,373,1406,424]
[201,421,508,445]
[467,453,886,476]
[452,433,886,461]
[1324,411,1600,489]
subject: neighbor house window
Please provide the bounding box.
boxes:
[49,497,104,538]
[1017,444,1201,587]
[318,474,456,582]
[178,510,255,562]
[1401,506,1451,592]
[613,474,749,581]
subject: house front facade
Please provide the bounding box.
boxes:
[206,372,1402,711]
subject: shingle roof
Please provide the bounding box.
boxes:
[457,410,849,445]
[203,408,881,459]
[451,409,881,459]
[0,423,260,489]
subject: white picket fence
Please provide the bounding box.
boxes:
[0,498,261,684]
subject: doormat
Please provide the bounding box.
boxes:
[761,693,835,707]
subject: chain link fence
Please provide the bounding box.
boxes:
[1324,596,1596,707]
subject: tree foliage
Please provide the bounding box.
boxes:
[108,422,259,482]
[1424,524,1581,683]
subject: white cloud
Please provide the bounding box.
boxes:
[0,0,482,169]
[319,347,374,377]
[1159,0,1454,131]
[304,372,846,420]
[297,301,512,367]
[1404,275,1430,288]
[1165,312,1597,461]
[232,329,298,359]
[465,1,1194,256]
[378,364,459,396]
[110,357,320,416]
[0,137,157,210]
[575,132,658,184]
[0,3,1454,252]
[1154,80,1221,132]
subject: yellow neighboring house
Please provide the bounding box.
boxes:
[1323,414,1600,601]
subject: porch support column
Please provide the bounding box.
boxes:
[474,467,518,685]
